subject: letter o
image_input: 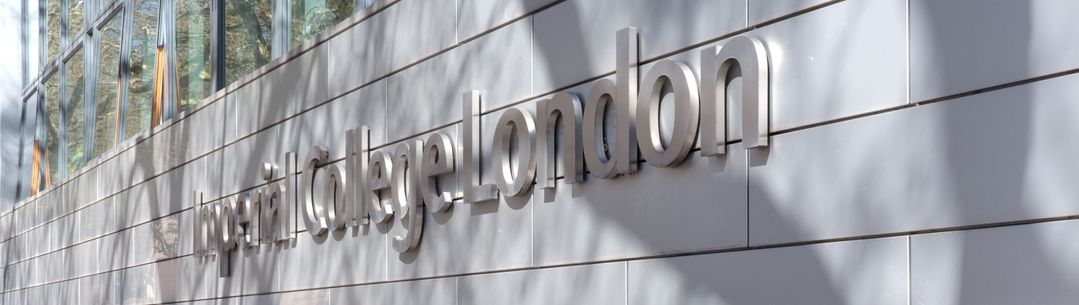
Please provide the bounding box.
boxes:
[636,60,700,167]
[322,164,349,230]
[301,146,330,236]
[583,79,618,178]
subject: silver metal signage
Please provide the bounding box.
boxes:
[194,27,771,277]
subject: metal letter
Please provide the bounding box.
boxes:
[235,191,261,248]
[194,192,207,257]
[583,79,618,178]
[616,27,639,174]
[537,92,584,190]
[300,146,330,237]
[261,182,288,244]
[701,36,770,154]
[323,164,349,231]
[462,90,499,203]
[346,127,370,226]
[391,141,424,253]
[419,132,455,213]
[366,151,394,223]
[284,152,298,241]
[636,60,700,167]
[492,108,537,197]
[216,199,237,277]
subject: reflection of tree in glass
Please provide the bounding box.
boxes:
[124,0,160,141]
[46,0,60,61]
[290,0,354,48]
[69,0,85,34]
[151,216,179,260]
[175,0,213,112]
[44,76,61,184]
[92,16,124,160]
[225,0,273,85]
[65,48,87,175]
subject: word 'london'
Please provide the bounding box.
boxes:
[194,28,771,277]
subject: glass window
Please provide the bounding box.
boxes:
[92,15,123,159]
[175,0,212,112]
[69,0,86,35]
[124,0,160,140]
[290,0,353,48]
[99,0,115,12]
[27,0,40,79]
[225,0,272,85]
[19,95,38,200]
[43,75,61,184]
[46,0,60,61]
[64,48,88,176]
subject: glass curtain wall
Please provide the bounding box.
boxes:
[175,0,211,112]
[42,74,61,185]
[123,0,160,140]
[19,94,38,199]
[289,0,352,47]
[21,0,370,198]
[46,0,60,61]
[92,14,124,158]
[27,0,41,81]
[64,48,87,176]
[69,0,86,34]
[224,0,273,85]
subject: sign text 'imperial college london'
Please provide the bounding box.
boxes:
[194,28,771,277]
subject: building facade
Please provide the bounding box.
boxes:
[2,0,1079,304]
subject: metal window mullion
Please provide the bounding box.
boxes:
[40,0,47,74]
[210,0,223,91]
[116,0,133,142]
[35,82,46,190]
[57,46,67,181]
[159,0,173,119]
[84,30,97,161]
[274,0,289,57]
[60,0,67,50]
[21,0,29,87]
[166,0,178,118]
[15,97,26,200]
